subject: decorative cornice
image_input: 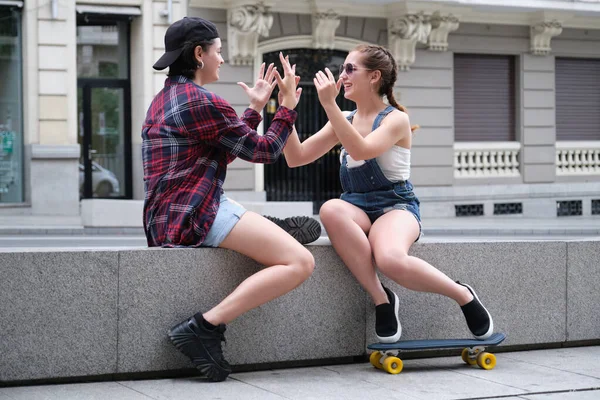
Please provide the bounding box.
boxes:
[228,2,274,66]
[312,9,341,49]
[530,20,563,56]
[388,12,431,71]
[428,12,459,52]
[189,0,600,30]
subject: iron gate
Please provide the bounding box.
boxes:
[263,49,355,213]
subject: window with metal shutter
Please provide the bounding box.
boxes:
[556,57,600,141]
[454,54,516,142]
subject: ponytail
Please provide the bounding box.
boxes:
[356,44,419,133]
[386,86,419,133]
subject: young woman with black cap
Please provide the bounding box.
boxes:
[143,17,314,382]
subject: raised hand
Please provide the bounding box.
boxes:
[238,62,277,112]
[275,52,300,110]
[313,68,342,108]
[278,74,302,107]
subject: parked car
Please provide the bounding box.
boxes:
[79,161,120,197]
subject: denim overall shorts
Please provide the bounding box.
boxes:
[339,106,422,240]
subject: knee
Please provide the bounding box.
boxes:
[374,251,410,278]
[294,247,315,280]
[319,199,344,227]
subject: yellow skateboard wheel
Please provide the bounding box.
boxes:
[370,351,383,369]
[383,356,403,375]
[462,348,477,365]
[477,352,497,370]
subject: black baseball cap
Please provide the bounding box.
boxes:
[153,17,219,71]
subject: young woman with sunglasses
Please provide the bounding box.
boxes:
[282,44,494,343]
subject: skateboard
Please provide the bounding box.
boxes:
[367,332,506,375]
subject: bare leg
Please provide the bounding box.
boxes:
[368,210,473,305]
[202,211,315,325]
[320,199,388,305]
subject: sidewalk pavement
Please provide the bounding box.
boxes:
[1,346,599,400]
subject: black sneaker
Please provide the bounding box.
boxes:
[457,281,494,340]
[375,286,402,343]
[265,215,322,244]
[167,315,231,382]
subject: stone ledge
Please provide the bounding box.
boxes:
[1,240,598,383]
[29,144,80,160]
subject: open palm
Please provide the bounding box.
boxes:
[314,68,342,107]
[238,63,277,110]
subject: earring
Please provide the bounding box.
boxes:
[197,61,204,70]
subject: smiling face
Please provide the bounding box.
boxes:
[196,38,224,84]
[339,51,379,102]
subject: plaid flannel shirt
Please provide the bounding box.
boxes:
[142,75,297,247]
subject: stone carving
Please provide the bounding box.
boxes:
[388,13,431,71]
[530,20,562,56]
[428,12,459,51]
[228,2,274,65]
[312,10,341,49]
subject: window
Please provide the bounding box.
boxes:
[556,57,600,141]
[454,54,516,142]
[0,6,22,203]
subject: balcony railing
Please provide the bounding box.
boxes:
[454,142,521,178]
[556,141,600,176]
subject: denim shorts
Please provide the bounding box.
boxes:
[340,182,422,241]
[202,194,247,247]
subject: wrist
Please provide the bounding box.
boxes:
[322,101,338,113]
[280,101,295,110]
[280,94,296,110]
[249,101,263,113]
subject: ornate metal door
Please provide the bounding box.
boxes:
[263,49,355,213]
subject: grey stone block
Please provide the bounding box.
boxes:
[567,241,600,341]
[0,251,118,382]
[522,198,556,218]
[3,239,598,383]
[523,164,556,184]
[523,146,557,164]
[117,246,366,373]
[365,242,567,346]
[29,157,80,217]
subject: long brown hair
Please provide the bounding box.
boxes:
[353,44,419,132]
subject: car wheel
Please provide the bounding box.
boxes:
[96,181,113,197]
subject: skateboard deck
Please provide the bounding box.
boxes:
[367,332,506,375]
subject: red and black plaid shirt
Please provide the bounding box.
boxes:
[142,76,297,247]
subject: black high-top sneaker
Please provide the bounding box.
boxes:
[375,285,402,343]
[265,215,322,244]
[167,315,231,382]
[457,281,494,340]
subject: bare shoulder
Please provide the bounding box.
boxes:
[381,108,410,127]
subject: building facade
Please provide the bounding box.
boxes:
[1,0,599,226]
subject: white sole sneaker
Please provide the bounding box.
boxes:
[458,282,494,340]
[376,290,402,343]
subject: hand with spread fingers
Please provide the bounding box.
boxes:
[238,62,278,112]
[313,68,342,108]
[275,52,300,110]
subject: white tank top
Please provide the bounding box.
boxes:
[341,145,411,181]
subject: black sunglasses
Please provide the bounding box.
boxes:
[339,63,369,76]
